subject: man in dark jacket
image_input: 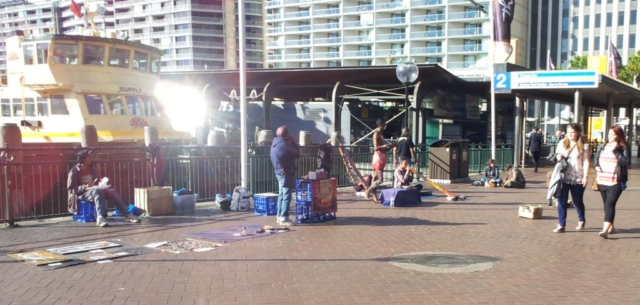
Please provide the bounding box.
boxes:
[528,127,544,172]
[67,150,140,227]
[270,126,301,226]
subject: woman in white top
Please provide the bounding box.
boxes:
[553,124,591,233]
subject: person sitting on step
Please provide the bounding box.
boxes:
[67,150,140,227]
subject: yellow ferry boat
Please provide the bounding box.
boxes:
[0,29,191,144]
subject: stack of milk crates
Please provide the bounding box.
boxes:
[294,178,338,224]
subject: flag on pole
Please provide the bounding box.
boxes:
[608,40,622,78]
[70,0,82,18]
[547,49,555,71]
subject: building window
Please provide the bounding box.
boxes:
[594,36,600,51]
[595,13,601,27]
[37,43,48,64]
[583,37,589,51]
[23,44,34,65]
[108,47,131,68]
[630,34,636,49]
[133,51,148,72]
[358,60,370,66]
[83,44,105,65]
[631,10,637,25]
[36,97,48,117]
[328,61,340,67]
[300,62,310,68]
[106,95,127,115]
[572,16,578,30]
[50,95,69,115]
[618,11,625,26]
[84,95,106,115]
[12,98,22,116]
[1,99,10,117]
[606,12,612,27]
[617,34,623,48]
[584,15,590,28]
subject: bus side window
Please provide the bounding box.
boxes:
[37,43,49,64]
[24,98,36,117]
[37,97,49,116]
[1,99,11,117]
[12,98,22,116]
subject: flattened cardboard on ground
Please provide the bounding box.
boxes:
[8,250,71,266]
[135,186,173,215]
[46,241,121,255]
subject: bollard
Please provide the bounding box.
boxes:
[0,123,22,228]
[144,126,159,146]
[80,125,98,147]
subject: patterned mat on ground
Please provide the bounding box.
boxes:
[182,224,293,243]
[147,239,223,254]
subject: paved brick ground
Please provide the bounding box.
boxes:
[2,159,640,305]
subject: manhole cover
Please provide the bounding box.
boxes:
[389,252,495,273]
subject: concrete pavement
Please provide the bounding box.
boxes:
[1,160,640,305]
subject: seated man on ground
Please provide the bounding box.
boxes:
[481,159,503,186]
[67,150,140,227]
[394,157,415,188]
[503,164,526,188]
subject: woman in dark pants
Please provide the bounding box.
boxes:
[594,125,629,239]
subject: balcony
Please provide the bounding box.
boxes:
[314,52,341,59]
[284,39,311,46]
[410,0,443,7]
[314,8,340,16]
[314,37,342,44]
[151,19,169,26]
[411,30,444,38]
[115,1,132,8]
[448,45,486,52]
[284,25,311,32]
[267,13,282,20]
[343,4,373,14]
[375,2,405,10]
[410,46,442,54]
[284,11,310,19]
[376,33,406,40]
[192,4,224,11]
[266,0,281,7]
[192,29,224,35]
[193,17,224,23]
[343,20,374,28]
[285,53,311,60]
[411,14,445,23]
[283,0,311,5]
[247,56,264,62]
[343,36,372,43]
[448,28,486,37]
[449,11,485,21]
[343,50,372,57]
[376,17,406,26]
[268,54,284,60]
[376,49,406,56]
[192,41,225,48]
[448,61,486,69]
[268,28,284,34]
[314,23,340,30]
[267,41,283,47]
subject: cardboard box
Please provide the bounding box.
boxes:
[135,187,173,216]
[518,205,543,219]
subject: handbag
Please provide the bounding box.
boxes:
[559,143,577,174]
[591,179,599,191]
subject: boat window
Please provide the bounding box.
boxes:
[1,99,10,117]
[50,95,69,115]
[84,94,107,115]
[140,96,157,116]
[12,98,23,116]
[52,43,78,65]
[150,55,160,73]
[37,97,49,116]
[24,98,36,117]
[125,96,143,116]
[106,95,127,115]
[83,44,105,66]
[23,44,34,65]
[108,47,130,68]
[37,43,49,64]
[133,51,148,72]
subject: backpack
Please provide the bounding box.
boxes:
[231,186,251,211]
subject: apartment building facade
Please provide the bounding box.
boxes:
[264,0,527,75]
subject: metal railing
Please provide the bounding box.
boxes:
[1,144,513,223]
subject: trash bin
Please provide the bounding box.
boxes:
[428,139,469,181]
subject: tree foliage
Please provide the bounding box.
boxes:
[568,55,588,69]
[619,51,640,84]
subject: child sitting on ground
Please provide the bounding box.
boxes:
[394,157,414,188]
[503,164,526,188]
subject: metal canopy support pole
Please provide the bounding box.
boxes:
[574,89,582,126]
[628,100,634,157]
[514,96,524,168]
[488,2,496,160]
[239,0,248,188]
[555,103,561,133]
[605,93,613,135]
[543,101,549,142]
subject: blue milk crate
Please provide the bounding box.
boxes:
[253,193,279,216]
[72,200,96,222]
[295,180,314,202]
[295,201,337,224]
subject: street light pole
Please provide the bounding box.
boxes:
[396,59,419,130]
[488,1,496,160]
[239,0,248,188]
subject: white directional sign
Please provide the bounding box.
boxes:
[494,70,599,91]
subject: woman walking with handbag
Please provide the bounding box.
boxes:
[553,124,591,233]
[594,125,629,239]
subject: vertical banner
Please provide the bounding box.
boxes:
[493,0,516,61]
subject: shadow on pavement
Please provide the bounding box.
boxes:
[334,216,486,227]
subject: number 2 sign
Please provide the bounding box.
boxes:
[494,72,511,91]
